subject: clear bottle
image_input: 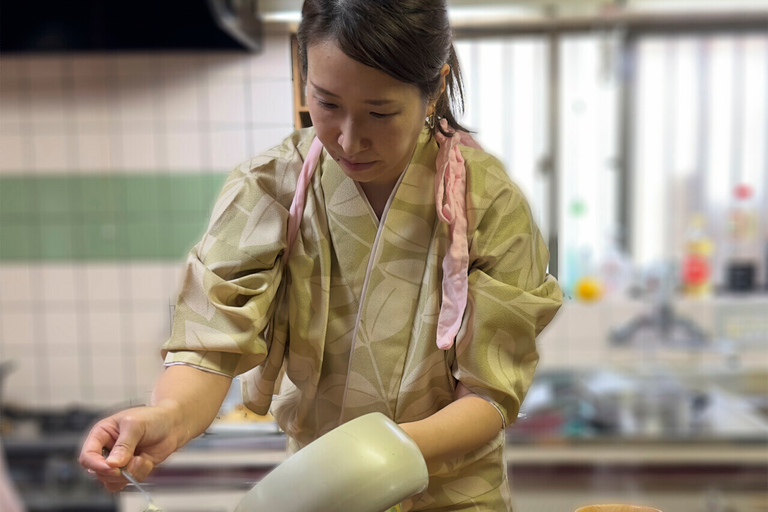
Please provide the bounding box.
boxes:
[725,184,759,292]
[681,213,714,298]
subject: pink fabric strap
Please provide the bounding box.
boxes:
[286,126,480,350]
[433,119,481,350]
[283,137,325,263]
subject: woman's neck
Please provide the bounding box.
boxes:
[359,180,397,220]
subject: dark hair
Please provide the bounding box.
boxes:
[297,0,469,138]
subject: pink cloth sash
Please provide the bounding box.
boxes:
[284,124,481,350]
[283,137,325,264]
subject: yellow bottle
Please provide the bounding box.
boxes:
[681,214,713,297]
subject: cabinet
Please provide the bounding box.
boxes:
[291,35,312,130]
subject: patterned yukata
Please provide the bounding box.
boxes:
[162,127,562,511]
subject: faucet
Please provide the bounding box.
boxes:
[609,262,708,348]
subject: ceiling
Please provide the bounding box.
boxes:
[259,0,768,26]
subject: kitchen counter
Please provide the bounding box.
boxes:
[115,429,768,512]
[144,429,768,477]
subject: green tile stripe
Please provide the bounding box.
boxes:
[0,173,227,261]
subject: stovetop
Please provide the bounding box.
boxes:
[2,405,117,512]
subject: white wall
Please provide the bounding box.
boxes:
[0,36,295,409]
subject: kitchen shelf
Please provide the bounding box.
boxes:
[291,35,312,130]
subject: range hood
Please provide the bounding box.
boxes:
[1,0,262,53]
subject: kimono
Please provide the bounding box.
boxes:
[162,126,562,511]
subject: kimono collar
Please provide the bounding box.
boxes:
[285,124,482,350]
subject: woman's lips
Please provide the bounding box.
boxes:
[338,156,375,172]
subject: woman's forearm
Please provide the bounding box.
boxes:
[151,365,232,447]
[398,386,503,473]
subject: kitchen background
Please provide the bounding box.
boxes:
[1,0,767,511]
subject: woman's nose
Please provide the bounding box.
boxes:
[338,119,370,156]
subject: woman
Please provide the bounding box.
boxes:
[79,0,562,510]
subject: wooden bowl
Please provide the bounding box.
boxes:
[575,506,662,512]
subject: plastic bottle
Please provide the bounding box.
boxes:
[598,228,632,299]
[681,213,714,297]
[725,184,758,292]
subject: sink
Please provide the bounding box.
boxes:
[515,368,768,441]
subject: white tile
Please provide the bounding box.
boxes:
[48,385,84,407]
[0,341,36,364]
[0,264,34,304]
[32,134,69,173]
[210,129,248,171]
[249,126,292,155]
[0,265,33,303]
[90,385,131,407]
[134,352,164,391]
[166,53,206,73]
[120,132,157,170]
[206,54,249,85]
[250,36,292,80]
[85,264,123,302]
[117,83,157,124]
[40,265,77,302]
[208,84,247,125]
[88,311,124,356]
[131,309,168,349]
[163,81,202,124]
[166,264,186,302]
[250,80,293,124]
[73,83,112,124]
[0,86,23,126]
[28,86,67,125]
[129,265,168,302]
[165,132,205,171]
[43,311,80,354]
[3,354,40,405]
[90,354,126,390]
[0,134,27,173]
[77,132,113,172]
[1,312,35,347]
[46,354,82,392]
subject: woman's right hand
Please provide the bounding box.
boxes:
[79,404,182,492]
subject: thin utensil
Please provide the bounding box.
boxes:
[102,448,163,512]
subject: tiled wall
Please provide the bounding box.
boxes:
[2,35,765,412]
[0,36,295,409]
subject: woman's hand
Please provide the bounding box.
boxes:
[79,365,232,492]
[79,404,182,492]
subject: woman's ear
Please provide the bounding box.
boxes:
[427,64,452,117]
[438,63,450,97]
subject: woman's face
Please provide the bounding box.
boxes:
[306,41,430,188]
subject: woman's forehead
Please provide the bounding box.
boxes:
[307,41,420,101]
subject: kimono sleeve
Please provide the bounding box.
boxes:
[454,157,563,428]
[161,137,304,378]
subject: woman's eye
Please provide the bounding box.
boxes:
[317,99,337,109]
[370,112,394,119]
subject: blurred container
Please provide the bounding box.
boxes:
[575,506,661,512]
[681,213,713,298]
[725,184,759,292]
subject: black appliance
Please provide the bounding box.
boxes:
[1,0,262,53]
[2,406,117,512]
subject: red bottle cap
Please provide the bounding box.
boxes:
[734,184,753,200]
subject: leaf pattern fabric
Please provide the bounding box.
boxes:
[162,127,562,511]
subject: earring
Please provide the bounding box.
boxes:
[426,112,436,129]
